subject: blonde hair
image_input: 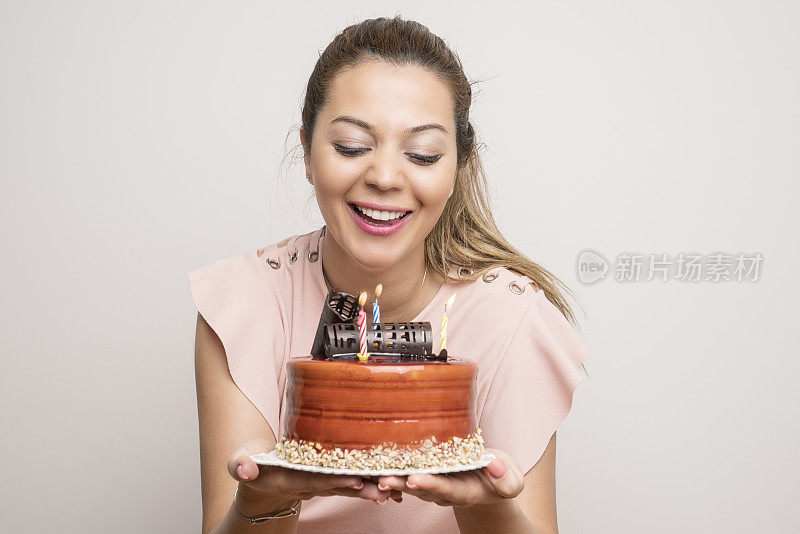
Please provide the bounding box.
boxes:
[299,15,584,328]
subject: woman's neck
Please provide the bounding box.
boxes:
[320,229,443,323]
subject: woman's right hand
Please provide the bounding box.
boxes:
[227,438,400,512]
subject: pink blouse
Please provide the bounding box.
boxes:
[187,226,591,533]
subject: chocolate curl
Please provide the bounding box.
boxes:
[310,289,358,356]
[322,321,434,359]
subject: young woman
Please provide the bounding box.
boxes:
[189,16,591,534]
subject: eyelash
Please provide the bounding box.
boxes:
[333,144,442,165]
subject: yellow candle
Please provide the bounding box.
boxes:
[440,294,456,351]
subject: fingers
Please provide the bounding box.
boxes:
[228,440,366,496]
[379,462,521,508]
[229,447,368,504]
[375,477,405,503]
[265,467,365,496]
[373,478,405,503]
[377,475,407,492]
[407,473,479,506]
[321,485,398,503]
[482,450,524,499]
[379,473,479,507]
[227,438,275,482]
[227,440,411,505]
[486,458,506,479]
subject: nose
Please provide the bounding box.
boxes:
[363,147,404,191]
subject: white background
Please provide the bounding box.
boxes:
[1,1,798,532]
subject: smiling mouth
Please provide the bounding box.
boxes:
[348,203,411,226]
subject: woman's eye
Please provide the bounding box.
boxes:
[332,144,442,165]
[333,144,369,157]
[407,153,442,165]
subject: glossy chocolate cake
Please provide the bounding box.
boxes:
[275,290,484,470]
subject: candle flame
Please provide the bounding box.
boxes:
[375,284,383,298]
[445,293,456,312]
[358,291,367,306]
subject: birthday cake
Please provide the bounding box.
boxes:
[273,289,485,470]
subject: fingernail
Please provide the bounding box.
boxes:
[406,481,418,489]
[378,483,390,491]
[487,459,507,479]
[350,481,364,489]
[237,465,249,480]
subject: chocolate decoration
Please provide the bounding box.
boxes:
[310,290,358,356]
[311,291,448,362]
[323,321,433,356]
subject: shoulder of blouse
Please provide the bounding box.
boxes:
[254,228,324,280]
[443,266,546,371]
[451,265,543,321]
[186,228,323,326]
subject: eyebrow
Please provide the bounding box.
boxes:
[330,115,448,135]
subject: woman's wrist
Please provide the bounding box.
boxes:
[235,482,300,517]
[455,499,536,534]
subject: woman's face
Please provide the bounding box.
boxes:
[302,59,458,270]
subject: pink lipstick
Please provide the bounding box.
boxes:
[347,203,411,237]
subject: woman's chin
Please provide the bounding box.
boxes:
[341,243,406,271]
[349,254,402,272]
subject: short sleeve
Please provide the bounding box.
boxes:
[187,253,286,439]
[478,290,591,475]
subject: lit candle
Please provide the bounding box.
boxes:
[440,294,456,352]
[372,284,382,324]
[357,291,369,362]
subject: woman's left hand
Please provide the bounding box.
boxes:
[376,448,523,507]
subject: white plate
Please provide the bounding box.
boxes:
[250,450,496,477]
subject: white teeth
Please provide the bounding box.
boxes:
[355,204,407,221]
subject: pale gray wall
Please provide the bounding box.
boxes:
[1,1,798,533]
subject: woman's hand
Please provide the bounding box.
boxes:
[376,448,524,508]
[229,438,401,511]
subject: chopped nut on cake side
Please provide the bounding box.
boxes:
[275,428,485,470]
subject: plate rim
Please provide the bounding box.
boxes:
[249,449,496,477]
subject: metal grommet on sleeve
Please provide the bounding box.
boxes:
[289,250,298,263]
[458,266,474,278]
[264,242,281,270]
[509,280,525,294]
[482,271,498,283]
[308,225,324,262]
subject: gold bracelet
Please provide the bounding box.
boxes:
[233,487,300,525]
